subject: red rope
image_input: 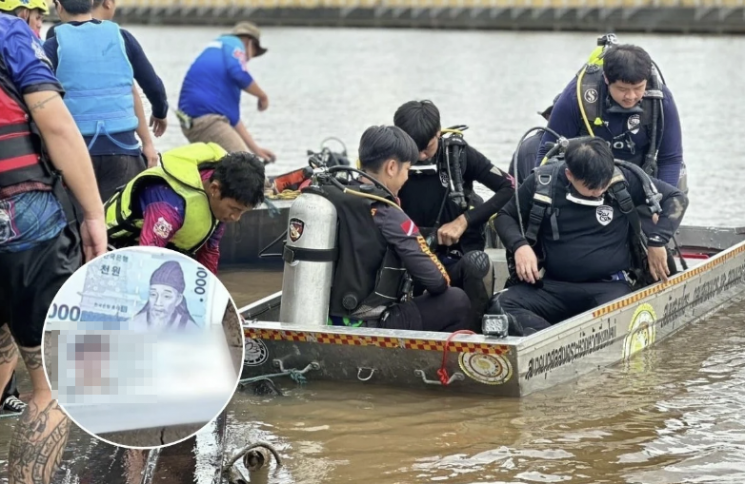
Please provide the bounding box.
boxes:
[437,329,475,385]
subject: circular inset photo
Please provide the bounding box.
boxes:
[41,246,245,449]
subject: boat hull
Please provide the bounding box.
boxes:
[240,226,745,396]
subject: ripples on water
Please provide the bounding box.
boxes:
[223,296,745,484]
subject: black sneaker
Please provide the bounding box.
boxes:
[1,395,27,414]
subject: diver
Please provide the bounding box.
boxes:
[393,100,515,331]
[488,137,688,335]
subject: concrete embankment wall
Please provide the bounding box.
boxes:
[104,0,745,34]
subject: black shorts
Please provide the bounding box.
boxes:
[0,221,81,347]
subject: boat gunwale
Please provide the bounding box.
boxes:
[239,226,745,353]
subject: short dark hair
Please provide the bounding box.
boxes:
[393,100,441,152]
[58,0,93,15]
[564,137,615,190]
[603,44,652,85]
[358,125,419,173]
[211,152,266,207]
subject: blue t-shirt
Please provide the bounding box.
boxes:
[0,14,67,253]
[178,35,254,126]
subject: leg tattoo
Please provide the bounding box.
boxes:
[0,324,18,366]
[18,346,43,371]
[9,399,70,484]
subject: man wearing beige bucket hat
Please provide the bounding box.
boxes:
[177,21,275,163]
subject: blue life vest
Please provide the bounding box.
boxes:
[55,21,139,150]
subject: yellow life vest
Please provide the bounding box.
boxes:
[105,142,227,254]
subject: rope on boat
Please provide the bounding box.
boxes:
[437,330,475,385]
[265,189,301,200]
[238,361,321,389]
[223,442,283,484]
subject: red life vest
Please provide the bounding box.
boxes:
[0,70,53,190]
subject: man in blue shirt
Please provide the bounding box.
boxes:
[43,0,160,204]
[535,43,685,190]
[177,21,275,162]
[0,12,107,482]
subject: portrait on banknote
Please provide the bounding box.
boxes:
[41,246,244,448]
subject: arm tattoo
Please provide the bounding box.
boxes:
[28,94,59,113]
[0,325,18,365]
[9,399,71,484]
[19,346,43,371]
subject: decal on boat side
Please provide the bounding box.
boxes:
[525,321,617,381]
[622,303,657,360]
[459,353,513,385]
[592,243,745,318]
[244,338,269,366]
[243,328,511,355]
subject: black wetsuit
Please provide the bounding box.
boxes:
[399,143,514,330]
[493,165,688,333]
[370,202,471,332]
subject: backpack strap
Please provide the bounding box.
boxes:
[525,162,563,244]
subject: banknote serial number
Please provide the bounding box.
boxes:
[195,269,208,295]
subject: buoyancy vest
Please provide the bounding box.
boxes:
[0,55,54,190]
[55,21,139,149]
[512,158,658,287]
[104,142,226,254]
[305,179,407,321]
[574,46,664,168]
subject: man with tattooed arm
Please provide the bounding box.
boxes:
[0,12,107,484]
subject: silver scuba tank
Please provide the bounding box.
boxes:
[279,191,338,326]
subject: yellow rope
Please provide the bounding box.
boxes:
[265,189,302,200]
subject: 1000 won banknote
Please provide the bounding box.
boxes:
[46,247,222,332]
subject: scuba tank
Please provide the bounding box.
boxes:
[279,190,338,326]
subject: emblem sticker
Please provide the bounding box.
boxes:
[458,352,513,385]
[244,338,269,366]
[596,205,614,226]
[623,303,657,360]
[439,170,450,188]
[153,216,173,239]
[289,218,305,242]
[627,114,641,134]
[584,88,599,104]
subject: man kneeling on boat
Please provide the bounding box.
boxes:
[324,125,472,332]
[488,137,688,336]
[104,142,266,274]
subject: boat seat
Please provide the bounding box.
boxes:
[485,248,509,295]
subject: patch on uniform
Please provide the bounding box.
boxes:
[232,47,248,71]
[289,218,304,242]
[584,88,599,104]
[0,205,18,244]
[244,338,269,366]
[627,114,641,134]
[439,170,450,187]
[596,205,614,226]
[31,39,51,67]
[153,217,173,239]
[458,352,513,385]
[400,219,419,236]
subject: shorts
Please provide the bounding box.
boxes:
[0,221,81,347]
